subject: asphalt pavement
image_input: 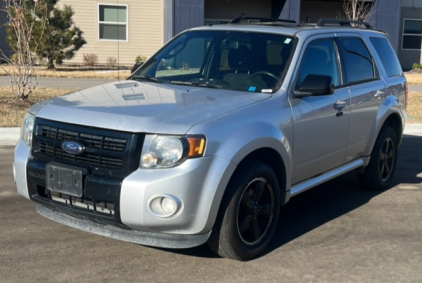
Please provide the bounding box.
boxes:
[1,134,422,283]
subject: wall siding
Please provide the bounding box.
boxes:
[59,0,164,65]
[280,0,300,23]
[205,0,270,20]
[398,6,422,70]
[0,2,12,59]
[300,1,347,23]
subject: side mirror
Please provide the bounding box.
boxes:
[294,74,335,98]
[131,61,144,74]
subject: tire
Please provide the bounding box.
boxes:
[357,126,398,191]
[208,160,281,261]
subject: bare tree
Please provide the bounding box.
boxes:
[343,0,375,22]
[0,0,45,100]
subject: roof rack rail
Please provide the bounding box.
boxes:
[230,15,296,25]
[316,18,373,29]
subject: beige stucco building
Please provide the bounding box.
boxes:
[58,0,164,65]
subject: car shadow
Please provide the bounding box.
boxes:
[156,135,422,260]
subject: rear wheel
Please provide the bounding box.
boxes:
[357,126,398,191]
[208,160,280,261]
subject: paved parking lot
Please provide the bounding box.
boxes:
[1,135,421,283]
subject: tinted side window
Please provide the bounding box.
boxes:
[339,38,375,84]
[370,37,401,77]
[296,39,340,89]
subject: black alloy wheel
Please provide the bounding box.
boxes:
[236,177,274,246]
[378,137,395,181]
[357,126,398,191]
[208,160,281,261]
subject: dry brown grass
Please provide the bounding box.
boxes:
[408,91,422,123]
[0,66,131,79]
[0,87,80,127]
[404,72,422,85]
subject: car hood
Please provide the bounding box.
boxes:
[32,80,271,134]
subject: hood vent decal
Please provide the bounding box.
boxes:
[122,94,146,101]
[115,82,139,89]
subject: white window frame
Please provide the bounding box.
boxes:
[402,18,422,51]
[98,3,128,42]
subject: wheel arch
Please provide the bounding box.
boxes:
[233,147,288,204]
[212,133,292,222]
[366,111,404,156]
[381,112,403,145]
[364,96,405,156]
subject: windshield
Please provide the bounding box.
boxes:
[133,30,295,93]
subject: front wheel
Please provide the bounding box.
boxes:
[208,160,280,261]
[357,126,398,191]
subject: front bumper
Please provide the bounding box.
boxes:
[36,204,211,248]
[15,138,236,246]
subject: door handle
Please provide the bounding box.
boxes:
[374,90,384,99]
[333,99,346,111]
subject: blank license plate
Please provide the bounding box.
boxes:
[46,163,83,197]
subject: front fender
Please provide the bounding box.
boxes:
[199,122,293,231]
[219,123,292,171]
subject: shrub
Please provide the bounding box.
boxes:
[135,55,147,63]
[10,53,34,64]
[11,54,19,64]
[106,57,117,68]
[412,63,422,70]
[83,54,98,67]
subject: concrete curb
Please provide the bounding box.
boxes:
[0,128,20,146]
[404,123,422,136]
[1,124,421,146]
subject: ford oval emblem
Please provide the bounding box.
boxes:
[62,141,85,155]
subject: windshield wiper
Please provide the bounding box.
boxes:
[132,75,164,83]
[170,81,222,89]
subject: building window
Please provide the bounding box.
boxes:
[403,19,422,50]
[99,4,127,41]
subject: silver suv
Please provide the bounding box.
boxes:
[14,18,407,261]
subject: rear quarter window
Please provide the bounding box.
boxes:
[370,37,401,77]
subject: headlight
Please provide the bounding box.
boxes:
[20,113,35,147]
[140,135,206,168]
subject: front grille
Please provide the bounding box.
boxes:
[32,118,144,178]
[40,142,123,169]
[40,125,126,152]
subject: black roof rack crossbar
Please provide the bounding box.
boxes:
[230,15,296,25]
[316,18,373,29]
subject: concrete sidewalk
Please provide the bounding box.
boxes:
[1,124,421,146]
[0,128,20,146]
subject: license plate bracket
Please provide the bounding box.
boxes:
[46,162,87,197]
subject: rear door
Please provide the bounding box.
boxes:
[336,35,386,163]
[290,35,351,184]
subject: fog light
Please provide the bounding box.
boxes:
[148,195,182,218]
[161,197,176,214]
